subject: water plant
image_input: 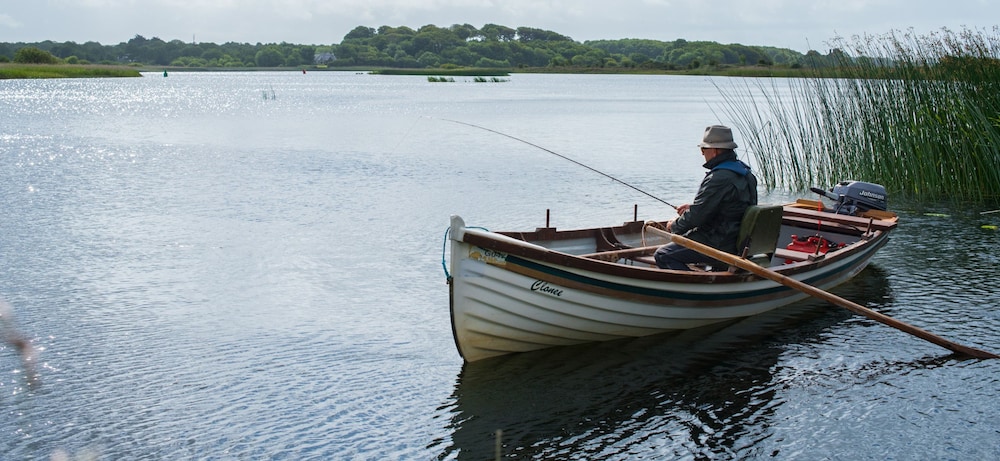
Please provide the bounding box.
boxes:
[717,26,1000,203]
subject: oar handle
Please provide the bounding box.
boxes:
[644,225,999,359]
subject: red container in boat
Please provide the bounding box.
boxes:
[784,234,844,263]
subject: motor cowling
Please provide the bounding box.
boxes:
[811,181,888,215]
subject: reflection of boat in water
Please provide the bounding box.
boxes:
[436,268,894,459]
[447,182,898,362]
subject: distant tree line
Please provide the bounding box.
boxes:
[0,36,318,68]
[330,24,836,69]
[0,24,846,70]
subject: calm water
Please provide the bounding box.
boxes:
[1,72,999,460]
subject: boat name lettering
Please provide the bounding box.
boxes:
[482,249,506,260]
[531,281,564,297]
[470,247,507,265]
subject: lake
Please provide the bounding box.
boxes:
[1,71,999,459]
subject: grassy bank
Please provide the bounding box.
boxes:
[0,63,142,79]
[718,27,1000,203]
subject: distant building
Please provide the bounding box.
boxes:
[314,52,336,64]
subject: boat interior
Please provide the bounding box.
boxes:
[498,199,898,271]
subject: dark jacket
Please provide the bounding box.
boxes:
[671,151,758,254]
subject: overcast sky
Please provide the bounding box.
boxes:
[1,1,996,52]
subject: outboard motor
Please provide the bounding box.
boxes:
[810,181,888,215]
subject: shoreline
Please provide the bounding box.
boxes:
[3,62,825,79]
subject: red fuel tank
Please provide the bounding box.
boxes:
[785,234,844,263]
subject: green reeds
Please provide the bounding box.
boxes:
[717,26,1000,203]
[427,76,509,83]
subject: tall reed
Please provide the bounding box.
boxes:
[717,27,1000,203]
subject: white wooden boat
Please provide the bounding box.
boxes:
[446,183,899,362]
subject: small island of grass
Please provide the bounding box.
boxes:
[1,47,141,79]
[0,63,142,79]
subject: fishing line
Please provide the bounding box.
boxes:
[439,118,678,210]
[390,116,425,155]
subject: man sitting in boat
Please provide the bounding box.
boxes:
[654,125,758,270]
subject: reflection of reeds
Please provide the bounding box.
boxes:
[717,27,1000,202]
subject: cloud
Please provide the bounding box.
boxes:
[0,13,23,29]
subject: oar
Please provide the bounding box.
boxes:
[644,226,1000,359]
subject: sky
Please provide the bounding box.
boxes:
[0,0,997,53]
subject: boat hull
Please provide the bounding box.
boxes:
[448,210,892,362]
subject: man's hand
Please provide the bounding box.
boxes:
[676,204,690,215]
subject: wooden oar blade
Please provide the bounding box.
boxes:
[644,225,999,359]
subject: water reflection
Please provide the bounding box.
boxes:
[437,266,893,459]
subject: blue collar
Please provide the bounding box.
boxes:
[711,160,752,176]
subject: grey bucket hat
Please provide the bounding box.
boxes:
[698,125,738,149]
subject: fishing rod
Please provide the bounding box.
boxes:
[439,118,678,210]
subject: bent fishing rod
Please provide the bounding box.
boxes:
[440,118,678,210]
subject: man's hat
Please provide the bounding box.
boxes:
[698,125,738,149]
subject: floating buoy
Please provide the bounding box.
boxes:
[982,225,998,230]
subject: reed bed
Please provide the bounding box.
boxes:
[717,27,1000,203]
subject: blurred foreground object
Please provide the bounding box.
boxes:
[1,299,40,389]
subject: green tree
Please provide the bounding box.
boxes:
[571,52,601,67]
[202,48,223,61]
[449,23,479,41]
[411,25,462,55]
[480,24,516,42]
[219,42,258,66]
[255,46,284,67]
[14,46,59,64]
[284,47,306,66]
[416,51,442,67]
[516,27,572,42]
[549,56,571,67]
[441,46,477,66]
[475,57,510,68]
[344,26,376,40]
